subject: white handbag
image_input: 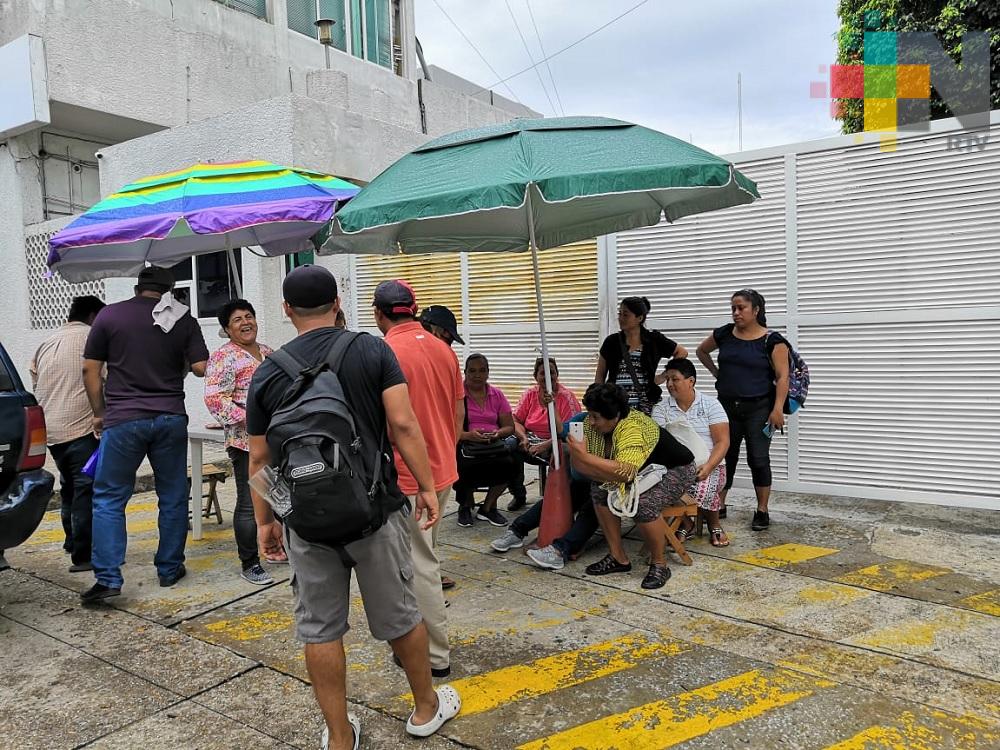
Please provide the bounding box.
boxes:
[607,464,666,519]
[664,417,710,467]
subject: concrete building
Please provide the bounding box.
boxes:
[0,0,536,430]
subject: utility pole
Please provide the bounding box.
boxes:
[738,72,743,152]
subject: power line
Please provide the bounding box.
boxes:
[525,0,565,116]
[428,0,523,105]
[474,0,654,95]
[504,0,557,115]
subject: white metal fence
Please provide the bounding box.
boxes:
[607,112,1000,510]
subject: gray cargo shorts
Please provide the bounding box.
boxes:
[285,507,422,644]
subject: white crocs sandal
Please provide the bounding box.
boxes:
[320,713,360,750]
[405,685,461,737]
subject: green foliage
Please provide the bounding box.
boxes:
[835,0,999,133]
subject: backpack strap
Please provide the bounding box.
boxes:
[325,330,362,374]
[321,331,390,497]
[268,348,309,380]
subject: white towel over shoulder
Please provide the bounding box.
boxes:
[152,292,190,332]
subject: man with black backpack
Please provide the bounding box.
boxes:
[246,265,461,749]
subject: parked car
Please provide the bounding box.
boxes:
[0,341,55,570]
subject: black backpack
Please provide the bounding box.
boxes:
[266,332,393,547]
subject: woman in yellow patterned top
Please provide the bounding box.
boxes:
[566,384,697,589]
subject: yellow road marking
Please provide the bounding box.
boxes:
[795,584,872,605]
[835,561,949,592]
[427,634,688,718]
[851,609,977,650]
[823,709,1000,749]
[42,499,161,524]
[26,515,165,545]
[203,610,294,641]
[736,543,838,568]
[960,590,1000,617]
[183,551,231,573]
[517,668,833,750]
[128,528,235,551]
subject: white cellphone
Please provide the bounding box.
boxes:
[569,422,585,441]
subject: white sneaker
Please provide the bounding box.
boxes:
[490,530,524,552]
[321,714,360,750]
[527,545,565,570]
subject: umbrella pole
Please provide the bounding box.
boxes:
[526,188,561,470]
[226,244,244,299]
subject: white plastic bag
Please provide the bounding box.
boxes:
[665,417,710,467]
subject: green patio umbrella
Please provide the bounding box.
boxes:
[323,116,760,465]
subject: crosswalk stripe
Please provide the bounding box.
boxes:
[387,633,689,718]
[848,608,978,652]
[26,515,162,545]
[455,633,688,717]
[736,543,839,568]
[834,561,949,592]
[822,709,1000,749]
[203,610,295,641]
[960,589,1000,617]
[517,668,833,750]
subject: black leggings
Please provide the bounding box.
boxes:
[719,396,773,489]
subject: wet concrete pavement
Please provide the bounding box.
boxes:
[3,481,999,749]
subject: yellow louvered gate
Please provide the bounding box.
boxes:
[352,253,463,329]
[351,241,600,406]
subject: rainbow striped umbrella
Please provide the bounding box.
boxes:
[47,160,360,282]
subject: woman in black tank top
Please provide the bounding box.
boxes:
[695,289,789,532]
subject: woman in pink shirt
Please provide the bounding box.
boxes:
[454,354,516,528]
[204,300,280,583]
[507,357,582,510]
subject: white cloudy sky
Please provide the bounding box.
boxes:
[414,0,843,155]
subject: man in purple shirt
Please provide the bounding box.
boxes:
[80,266,209,602]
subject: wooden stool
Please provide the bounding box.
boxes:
[661,498,699,566]
[187,462,231,526]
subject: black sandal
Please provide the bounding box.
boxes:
[641,564,671,589]
[585,553,632,576]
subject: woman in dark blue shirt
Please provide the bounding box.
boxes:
[696,289,789,531]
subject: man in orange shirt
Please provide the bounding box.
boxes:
[374,280,464,678]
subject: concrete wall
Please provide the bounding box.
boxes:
[1,0,420,131]
[0,143,35,385]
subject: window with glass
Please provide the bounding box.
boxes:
[171,251,244,320]
[210,0,267,19]
[287,0,394,69]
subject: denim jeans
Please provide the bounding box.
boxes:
[50,434,99,565]
[719,396,774,489]
[507,435,552,503]
[227,448,260,570]
[510,479,598,559]
[91,414,189,588]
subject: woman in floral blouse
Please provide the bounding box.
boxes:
[204,300,278,584]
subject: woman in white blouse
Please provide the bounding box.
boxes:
[652,358,731,546]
